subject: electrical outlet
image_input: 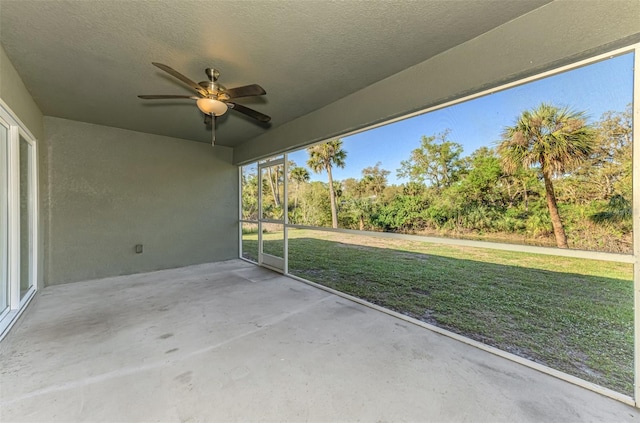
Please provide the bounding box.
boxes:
[135,244,143,254]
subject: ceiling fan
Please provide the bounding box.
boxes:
[138,62,270,146]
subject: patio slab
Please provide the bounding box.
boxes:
[0,259,637,422]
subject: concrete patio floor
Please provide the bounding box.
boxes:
[0,259,637,422]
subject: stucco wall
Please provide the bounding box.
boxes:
[44,117,238,285]
[0,43,43,141]
[234,1,640,164]
[0,43,48,290]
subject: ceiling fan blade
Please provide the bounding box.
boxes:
[225,84,266,99]
[228,102,271,123]
[138,95,198,99]
[151,62,207,96]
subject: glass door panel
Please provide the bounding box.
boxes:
[260,162,284,221]
[241,222,259,263]
[258,161,285,271]
[260,223,285,269]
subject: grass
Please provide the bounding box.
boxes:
[243,228,634,396]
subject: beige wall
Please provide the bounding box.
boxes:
[234,1,640,164]
[44,117,238,285]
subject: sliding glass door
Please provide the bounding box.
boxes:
[0,103,38,340]
[0,120,9,317]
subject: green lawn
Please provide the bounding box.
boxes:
[242,228,634,396]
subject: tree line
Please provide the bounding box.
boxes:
[242,103,632,253]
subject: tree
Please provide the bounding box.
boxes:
[289,166,310,209]
[498,103,595,248]
[457,147,504,206]
[499,165,539,212]
[341,177,365,199]
[260,158,284,210]
[360,162,390,197]
[298,181,332,227]
[397,130,464,190]
[345,197,374,230]
[339,163,390,230]
[241,168,259,220]
[571,105,632,202]
[307,139,347,228]
[591,194,632,224]
[374,194,430,232]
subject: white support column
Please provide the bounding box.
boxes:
[632,45,640,406]
[283,154,289,274]
[257,165,263,265]
[238,166,243,259]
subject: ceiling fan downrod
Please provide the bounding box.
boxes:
[212,115,216,147]
[204,68,220,147]
[206,68,220,82]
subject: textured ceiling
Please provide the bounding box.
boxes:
[0,0,550,148]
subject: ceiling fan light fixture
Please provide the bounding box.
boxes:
[196,98,228,116]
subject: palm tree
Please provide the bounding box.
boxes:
[347,197,373,231]
[498,103,595,248]
[289,166,310,209]
[265,166,282,207]
[307,139,347,228]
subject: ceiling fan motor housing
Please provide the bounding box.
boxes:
[199,79,229,101]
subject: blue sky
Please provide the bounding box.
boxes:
[287,52,634,185]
